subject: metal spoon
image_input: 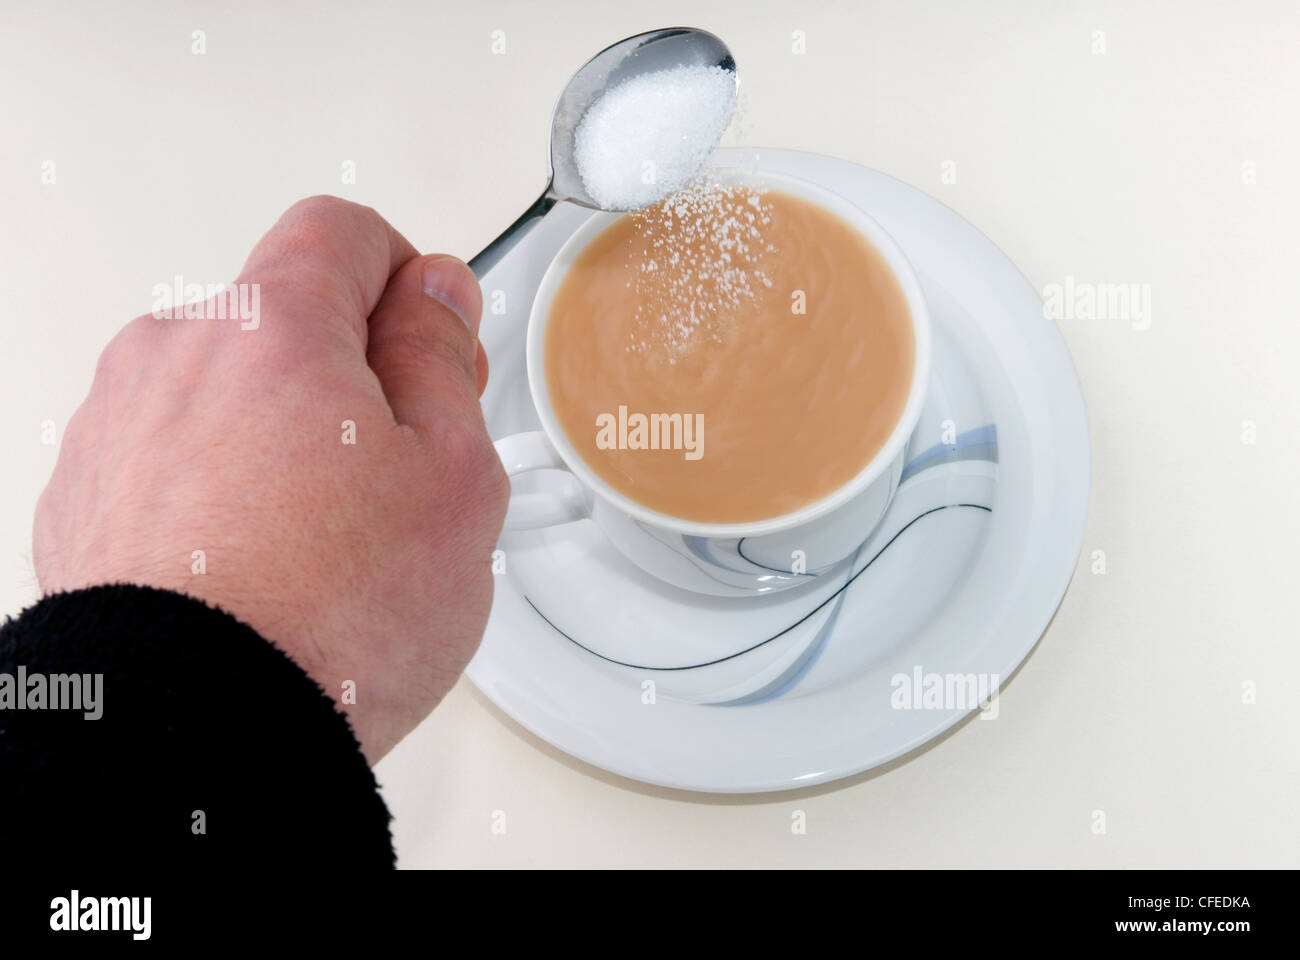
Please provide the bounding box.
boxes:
[468,27,737,278]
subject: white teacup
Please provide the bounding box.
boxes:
[493,169,931,597]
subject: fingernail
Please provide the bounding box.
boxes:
[421,255,480,335]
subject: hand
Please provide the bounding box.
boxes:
[33,196,509,764]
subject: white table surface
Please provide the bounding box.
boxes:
[2,0,1296,867]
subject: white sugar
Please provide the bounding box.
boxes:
[624,178,776,360]
[574,64,737,210]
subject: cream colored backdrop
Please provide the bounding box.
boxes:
[2,0,1296,866]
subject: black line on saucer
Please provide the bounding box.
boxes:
[734,537,803,575]
[522,502,992,672]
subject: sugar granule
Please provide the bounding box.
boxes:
[623,178,776,362]
[574,64,737,210]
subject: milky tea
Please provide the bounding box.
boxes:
[544,185,915,525]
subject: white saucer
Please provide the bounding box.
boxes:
[467,148,1089,793]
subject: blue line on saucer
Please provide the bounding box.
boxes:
[900,424,998,485]
[521,502,992,676]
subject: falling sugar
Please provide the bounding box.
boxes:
[623,177,777,362]
[574,64,737,210]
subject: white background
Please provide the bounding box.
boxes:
[2,0,1297,867]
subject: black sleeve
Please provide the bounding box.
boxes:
[0,584,394,869]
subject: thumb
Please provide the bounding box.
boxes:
[366,254,487,436]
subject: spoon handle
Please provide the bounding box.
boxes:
[469,189,558,278]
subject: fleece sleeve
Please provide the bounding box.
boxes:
[0,583,394,869]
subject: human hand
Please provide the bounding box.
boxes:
[33,196,509,764]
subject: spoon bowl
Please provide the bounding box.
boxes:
[470,27,737,276]
[548,27,736,209]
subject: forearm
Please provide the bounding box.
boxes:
[0,584,394,868]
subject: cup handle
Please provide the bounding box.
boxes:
[493,431,592,531]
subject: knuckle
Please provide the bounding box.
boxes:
[286,194,353,222]
[93,318,147,383]
[92,340,121,385]
[281,196,382,250]
[60,400,92,447]
[259,197,390,306]
[273,203,343,256]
